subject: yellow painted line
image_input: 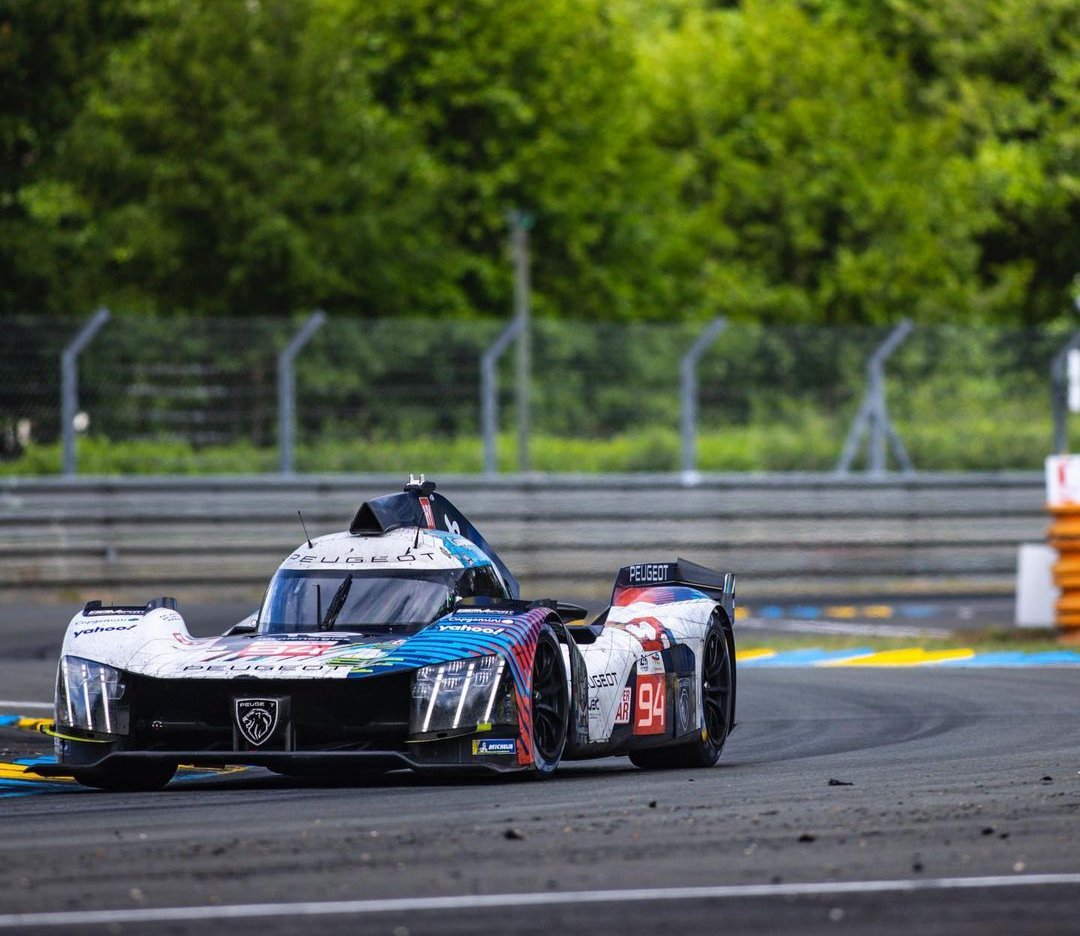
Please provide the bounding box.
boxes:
[824,605,858,619]
[733,606,749,621]
[736,648,776,662]
[0,762,74,782]
[861,605,894,619]
[824,648,975,667]
[16,717,51,731]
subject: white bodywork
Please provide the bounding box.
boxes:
[58,527,491,682]
[572,595,717,746]
[59,528,721,747]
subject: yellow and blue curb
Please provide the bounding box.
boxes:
[0,714,51,731]
[0,717,249,797]
[735,603,953,622]
[0,757,78,798]
[735,648,1080,667]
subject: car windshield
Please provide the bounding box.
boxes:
[258,568,502,635]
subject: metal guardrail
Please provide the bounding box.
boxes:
[0,474,1045,601]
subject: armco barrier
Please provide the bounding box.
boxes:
[0,473,1044,602]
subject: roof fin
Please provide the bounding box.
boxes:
[404,474,437,495]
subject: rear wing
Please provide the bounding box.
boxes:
[612,559,735,624]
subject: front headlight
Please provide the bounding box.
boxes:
[410,655,515,738]
[55,656,130,736]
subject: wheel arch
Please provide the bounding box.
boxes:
[545,616,588,753]
[714,605,737,730]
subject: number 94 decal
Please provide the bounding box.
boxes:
[633,675,667,735]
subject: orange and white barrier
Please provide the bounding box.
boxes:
[1046,456,1080,631]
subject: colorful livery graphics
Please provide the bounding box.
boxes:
[41,478,737,790]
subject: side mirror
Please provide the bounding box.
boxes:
[555,601,589,624]
[223,613,258,637]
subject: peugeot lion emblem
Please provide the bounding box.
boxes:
[235,698,279,746]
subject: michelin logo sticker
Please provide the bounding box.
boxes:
[472,738,516,756]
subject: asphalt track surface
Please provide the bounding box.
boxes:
[1,609,1079,934]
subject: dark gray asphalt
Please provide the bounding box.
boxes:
[2,653,1080,934]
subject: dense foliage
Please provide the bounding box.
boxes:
[1,0,1077,324]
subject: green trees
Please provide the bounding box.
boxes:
[0,0,151,315]
[27,0,445,316]
[0,0,1076,324]
[324,0,662,319]
[637,1,997,323]
[834,0,1080,324]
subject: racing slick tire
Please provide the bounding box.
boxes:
[72,760,177,792]
[629,615,734,770]
[528,626,569,778]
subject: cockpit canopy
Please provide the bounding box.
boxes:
[258,565,508,635]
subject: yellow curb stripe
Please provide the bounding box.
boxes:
[824,648,975,667]
[0,762,75,783]
[1,761,249,787]
[736,648,776,662]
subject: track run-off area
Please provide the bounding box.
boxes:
[1,623,1079,935]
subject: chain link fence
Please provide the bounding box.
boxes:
[0,314,1069,474]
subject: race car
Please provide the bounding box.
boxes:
[39,477,737,790]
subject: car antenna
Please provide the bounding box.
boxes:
[297,510,313,548]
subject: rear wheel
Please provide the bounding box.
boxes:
[528,628,569,778]
[72,760,177,791]
[630,617,734,770]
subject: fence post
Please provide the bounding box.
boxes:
[509,210,533,473]
[1050,304,1080,454]
[835,320,914,476]
[680,317,727,484]
[278,310,326,475]
[61,307,110,476]
[481,318,525,475]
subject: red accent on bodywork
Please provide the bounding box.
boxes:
[610,616,671,652]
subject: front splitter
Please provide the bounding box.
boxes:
[31,749,524,777]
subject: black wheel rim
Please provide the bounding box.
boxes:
[531,637,566,762]
[702,628,732,747]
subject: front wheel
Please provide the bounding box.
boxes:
[630,617,734,770]
[71,760,177,792]
[528,628,569,778]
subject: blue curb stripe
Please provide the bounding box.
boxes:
[937,650,1080,667]
[899,605,937,619]
[739,650,1080,668]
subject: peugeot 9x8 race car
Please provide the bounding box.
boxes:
[39,478,737,790]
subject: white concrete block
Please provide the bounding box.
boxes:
[1015,543,1059,628]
